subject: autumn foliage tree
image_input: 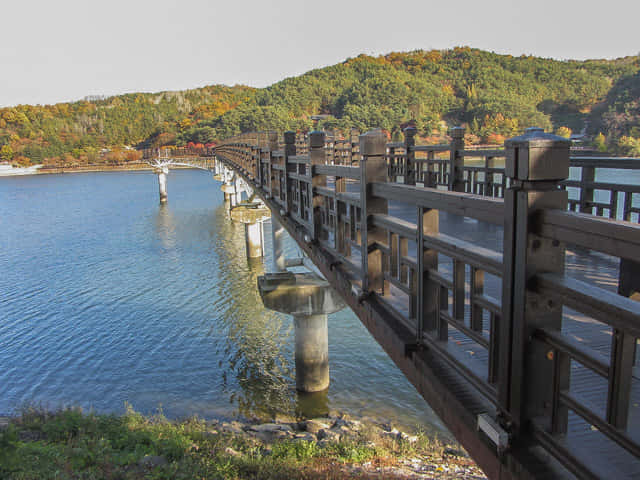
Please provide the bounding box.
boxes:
[0,48,638,166]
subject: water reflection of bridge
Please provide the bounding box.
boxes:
[149,128,638,480]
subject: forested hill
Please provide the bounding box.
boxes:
[2,47,639,167]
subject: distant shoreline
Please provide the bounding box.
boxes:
[0,163,197,177]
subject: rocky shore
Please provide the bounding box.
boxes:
[211,413,486,479]
[0,409,486,479]
[0,409,486,480]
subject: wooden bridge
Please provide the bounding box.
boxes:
[206,126,640,480]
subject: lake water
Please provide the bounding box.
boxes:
[0,170,445,434]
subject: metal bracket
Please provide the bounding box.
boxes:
[404,342,419,357]
[329,261,342,271]
[356,290,373,305]
[477,413,510,454]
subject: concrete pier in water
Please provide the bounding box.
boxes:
[230,202,270,258]
[258,271,345,392]
[156,166,169,204]
[221,182,237,208]
[271,215,287,272]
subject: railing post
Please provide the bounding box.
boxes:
[265,131,278,193]
[578,164,595,213]
[252,144,259,181]
[619,260,640,300]
[360,130,388,294]
[417,206,439,339]
[448,126,466,192]
[310,131,327,242]
[500,127,570,433]
[484,155,498,197]
[350,128,360,165]
[283,131,296,214]
[610,257,640,423]
[403,126,417,185]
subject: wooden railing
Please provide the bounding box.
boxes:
[141,145,216,159]
[215,127,640,479]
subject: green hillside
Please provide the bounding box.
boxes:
[2,47,639,166]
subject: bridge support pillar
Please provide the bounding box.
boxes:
[258,272,345,392]
[234,178,244,205]
[155,166,169,204]
[230,202,270,258]
[244,222,264,258]
[271,215,286,272]
[293,314,329,392]
[221,182,237,210]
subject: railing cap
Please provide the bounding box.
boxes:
[449,126,466,138]
[360,129,388,156]
[284,131,296,144]
[505,127,571,148]
[505,127,570,181]
[309,130,325,148]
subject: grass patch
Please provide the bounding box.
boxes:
[271,440,319,462]
[323,441,377,463]
[0,406,475,479]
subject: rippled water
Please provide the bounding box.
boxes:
[0,170,444,433]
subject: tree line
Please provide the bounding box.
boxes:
[1,47,639,167]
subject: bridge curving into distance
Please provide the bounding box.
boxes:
[144,126,640,480]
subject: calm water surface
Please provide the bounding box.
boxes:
[0,170,445,434]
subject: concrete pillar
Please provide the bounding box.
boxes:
[213,163,224,182]
[271,215,286,272]
[258,272,345,392]
[294,314,329,392]
[157,166,169,204]
[234,177,243,205]
[244,221,264,258]
[230,202,270,259]
[221,183,236,210]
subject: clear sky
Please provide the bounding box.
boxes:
[1,0,638,107]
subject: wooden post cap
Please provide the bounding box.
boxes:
[309,131,325,148]
[403,126,417,137]
[449,126,466,138]
[360,129,387,156]
[505,127,570,181]
[284,131,296,144]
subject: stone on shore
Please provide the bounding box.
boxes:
[139,455,168,468]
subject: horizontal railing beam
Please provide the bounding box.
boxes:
[537,210,640,260]
[371,183,505,224]
[533,272,640,338]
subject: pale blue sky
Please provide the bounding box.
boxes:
[1,0,638,107]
